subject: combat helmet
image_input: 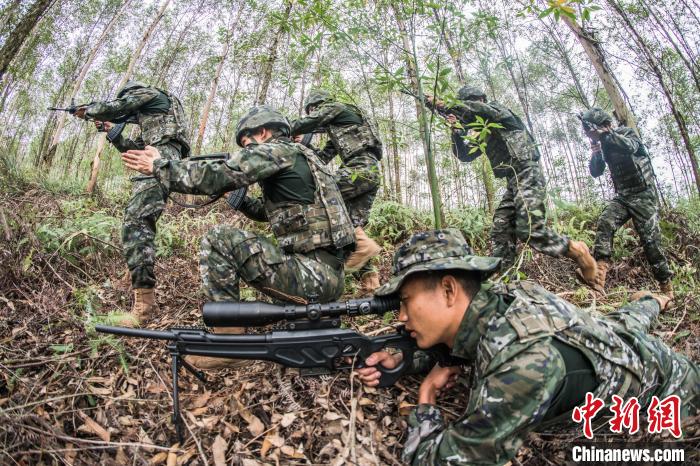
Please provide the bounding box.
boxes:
[457,85,487,102]
[235,106,291,147]
[580,107,613,127]
[117,80,148,98]
[304,89,332,114]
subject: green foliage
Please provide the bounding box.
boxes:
[35,199,119,263]
[673,197,700,235]
[367,200,430,245]
[444,207,490,251]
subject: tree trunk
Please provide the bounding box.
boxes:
[391,3,443,228]
[255,1,292,105]
[387,89,402,202]
[86,0,171,194]
[0,0,56,82]
[561,15,638,131]
[43,0,133,167]
[193,5,241,156]
[606,0,700,194]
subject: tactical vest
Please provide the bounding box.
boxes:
[482,102,539,178]
[327,104,383,161]
[479,282,645,401]
[138,88,191,157]
[263,142,355,254]
[602,127,654,194]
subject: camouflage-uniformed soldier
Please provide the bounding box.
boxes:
[75,81,191,325]
[121,106,355,369]
[290,89,383,293]
[580,108,673,297]
[357,229,698,465]
[427,86,597,285]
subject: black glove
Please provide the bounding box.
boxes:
[226,187,248,210]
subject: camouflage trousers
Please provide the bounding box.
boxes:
[199,226,345,303]
[604,298,699,419]
[336,153,380,228]
[123,142,182,288]
[336,153,380,277]
[594,189,671,282]
[491,161,569,267]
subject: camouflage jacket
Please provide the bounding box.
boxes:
[152,137,354,254]
[404,281,698,465]
[87,86,190,156]
[589,127,655,195]
[290,101,382,164]
[438,100,539,178]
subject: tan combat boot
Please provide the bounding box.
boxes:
[117,288,157,327]
[593,259,611,293]
[659,281,674,300]
[345,227,381,272]
[187,327,253,370]
[567,240,597,287]
[360,271,381,295]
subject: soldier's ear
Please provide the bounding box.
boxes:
[441,275,459,306]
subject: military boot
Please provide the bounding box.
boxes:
[659,281,674,300]
[345,227,381,272]
[187,327,253,370]
[593,259,611,293]
[360,271,381,295]
[117,288,157,327]
[567,240,597,286]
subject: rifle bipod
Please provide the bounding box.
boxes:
[169,347,207,442]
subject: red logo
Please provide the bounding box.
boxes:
[647,395,682,438]
[572,392,605,439]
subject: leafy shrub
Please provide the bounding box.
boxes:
[444,207,490,251]
[367,200,430,245]
[35,199,120,263]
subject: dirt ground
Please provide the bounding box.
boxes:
[1,187,699,465]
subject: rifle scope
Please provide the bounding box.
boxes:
[202,296,400,327]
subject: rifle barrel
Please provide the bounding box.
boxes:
[95,325,176,340]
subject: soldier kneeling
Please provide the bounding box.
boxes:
[121,106,356,369]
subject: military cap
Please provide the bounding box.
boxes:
[304,89,332,114]
[375,228,501,296]
[457,85,487,102]
[235,105,291,147]
[117,80,148,98]
[580,107,613,126]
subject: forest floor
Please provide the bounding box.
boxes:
[1,176,699,465]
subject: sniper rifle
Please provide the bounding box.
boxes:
[96,296,464,440]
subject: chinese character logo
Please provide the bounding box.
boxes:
[572,392,605,439]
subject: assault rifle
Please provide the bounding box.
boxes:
[96,296,464,440]
[577,114,603,134]
[47,99,96,118]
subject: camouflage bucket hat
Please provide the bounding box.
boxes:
[375,228,501,296]
[580,107,613,126]
[117,80,148,98]
[235,105,291,147]
[457,85,487,102]
[304,89,332,114]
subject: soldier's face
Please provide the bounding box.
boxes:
[397,275,452,348]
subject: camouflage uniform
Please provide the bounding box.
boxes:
[152,106,355,303]
[375,229,698,465]
[583,109,672,283]
[290,90,383,229]
[86,82,190,288]
[435,88,569,267]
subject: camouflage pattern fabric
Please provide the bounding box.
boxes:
[378,230,697,465]
[375,229,501,296]
[402,281,698,465]
[491,161,570,267]
[123,142,182,288]
[87,86,190,155]
[589,126,671,282]
[291,100,382,228]
[200,226,344,303]
[152,134,355,302]
[594,190,671,282]
[89,86,190,289]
